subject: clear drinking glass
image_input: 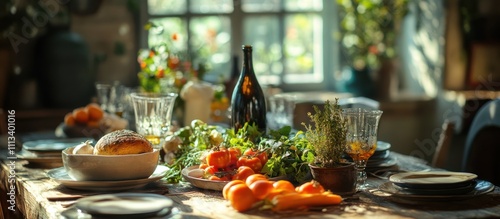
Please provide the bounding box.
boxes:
[267,93,296,130]
[342,108,383,190]
[131,92,178,150]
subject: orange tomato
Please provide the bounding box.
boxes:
[296,180,325,194]
[86,120,100,128]
[227,184,257,212]
[222,180,245,200]
[64,113,75,126]
[86,103,104,121]
[204,166,217,176]
[208,175,222,181]
[273,180,296,192]
[198,163,209,170]
[245,174,268,186]
[249,180,274,200]
[231,166,254,181]
[72,107,89,124]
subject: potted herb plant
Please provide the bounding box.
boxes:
[302,99,357,195]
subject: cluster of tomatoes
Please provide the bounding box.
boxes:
[223,174,341,212]
[198,147,268,181]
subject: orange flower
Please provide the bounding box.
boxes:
[172,33,178,41]
[157,68,165,78]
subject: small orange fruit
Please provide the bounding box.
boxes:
[86,120,100,128]
[64,113,75,126]
[227,184,257,212]
[72,107,89,124]
[245,174,268,186]
[86,103,104,121]
[249,180,274,200]
[273,180,296,192]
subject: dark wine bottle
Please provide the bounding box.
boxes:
[231,45,267,133]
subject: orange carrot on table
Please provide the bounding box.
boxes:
[271,192,342,211]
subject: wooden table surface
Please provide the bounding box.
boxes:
[1,151,500,219]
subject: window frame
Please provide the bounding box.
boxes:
[138,0,339,92]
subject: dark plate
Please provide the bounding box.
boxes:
[75,193,173,217]
[393,180,477,195]
[389,171,478,189]
[376,179,494,201]
[376,141,391,151]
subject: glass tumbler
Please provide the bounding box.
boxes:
[131,92,178,150]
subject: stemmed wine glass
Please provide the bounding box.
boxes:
[342,108,383,191]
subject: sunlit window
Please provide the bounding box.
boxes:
[143,0,332,89]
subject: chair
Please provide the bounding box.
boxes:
[432,120,455,168]
[462,98,500,185]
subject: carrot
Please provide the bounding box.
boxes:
[271,192,342,211]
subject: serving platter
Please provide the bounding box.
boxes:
[182,165,285,191]
[47,165,169,191]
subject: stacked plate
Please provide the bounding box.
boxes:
[61,193,174,219]
[377,171,495,202]
[17,138,90,168]
[366,141,397,171]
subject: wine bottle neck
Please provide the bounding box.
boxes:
[242,46,255,77]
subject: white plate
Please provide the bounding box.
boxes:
[75,193,173,217]
[47,165,169,191]
[389,171,478,189]
[182,165,286,191]
[181,165,230,191]
[16,150,63,168]
[376,180,494,201]
[23,138,91,152]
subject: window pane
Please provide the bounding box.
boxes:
[190,16,232,82]
[242,0,280,12]
[285,0,322,11]
[148,0,187,15]
[243,16,282,85]
[190,0,233,13]
[148,18,188,51]
[284,14,323,83]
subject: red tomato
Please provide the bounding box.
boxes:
[243,148,268,166]
[237,156,263,173]
[206,149,230,169]
[232,166,255,181]
[228,148,241,167]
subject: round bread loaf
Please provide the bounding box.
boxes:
[94,129,153,155]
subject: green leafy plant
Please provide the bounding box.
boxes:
[336,0,409,70]
[302,99,347,168]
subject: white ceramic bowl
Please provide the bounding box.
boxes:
[62,147,159,181]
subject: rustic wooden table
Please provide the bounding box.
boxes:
[1,151,500,219]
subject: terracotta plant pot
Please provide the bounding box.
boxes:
[309,163,357,196]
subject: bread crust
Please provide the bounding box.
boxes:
[94,130,153,155]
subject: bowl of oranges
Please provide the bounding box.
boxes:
[59,103,128,140]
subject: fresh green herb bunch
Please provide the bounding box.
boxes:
[259,126,313,184]
[302,99,347,168]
